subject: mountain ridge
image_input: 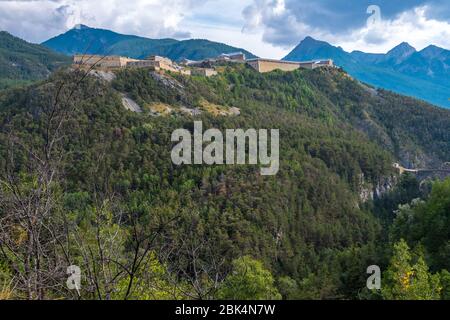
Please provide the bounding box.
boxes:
[0,31,71,89]
[4,26,449,109]
[284,37,450,108]
[42,25,258,61]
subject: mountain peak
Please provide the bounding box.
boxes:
[42,25,257,60]
[391,42,415,51]
[72,24,92,30]
[283,36,346,62]
[299,36,331,48]
[386,42,416,61]
[302,36,318,42]
[420,44,446,58]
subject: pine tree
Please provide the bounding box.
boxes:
[382,240,441,300]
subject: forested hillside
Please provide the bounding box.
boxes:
[285,37,450,109]
[0,64,449,300]
[42,25,257,61]
[0,31,70,89]
[299,68,450,168]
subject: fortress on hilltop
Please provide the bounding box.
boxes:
[73,51,334,76]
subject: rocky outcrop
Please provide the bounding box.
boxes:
[374,176,397,198]
[88,69,116,82]
[121,95,142,113]
[358,173,397,202]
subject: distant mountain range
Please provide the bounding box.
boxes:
[42,25,257,61]
[1,25,449,109]
[284,37,450,108]
[0,31,70,89]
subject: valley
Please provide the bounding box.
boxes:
[1,60,449,299]
[0,17,449,301]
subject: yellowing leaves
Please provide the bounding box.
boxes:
[199,98,239,117]
[145,102,173,116]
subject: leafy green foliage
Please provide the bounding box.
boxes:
[382,240,441,300]
[217,256,281,300]
[373,173,422,224]
[390,179,450,271]
[440,270,450,300]
[0,261,13,300]
[112,252,188,300]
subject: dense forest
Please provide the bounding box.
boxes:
[0,63,449,300]
[0,32,70,89]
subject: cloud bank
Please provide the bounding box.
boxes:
[0,0,207,43]
[241,0,450,52]
[1,0,450,57]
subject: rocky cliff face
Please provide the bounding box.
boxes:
[359,174,397,202]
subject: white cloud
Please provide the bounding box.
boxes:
[328,6,450,53]
[184,20,289,58]
[0,0,289,58]
[181,0,288,58]
[0,0,449,59]
[241,1,450,54]
[0,0,208,43]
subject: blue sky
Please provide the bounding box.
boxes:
[1,0,450,58]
